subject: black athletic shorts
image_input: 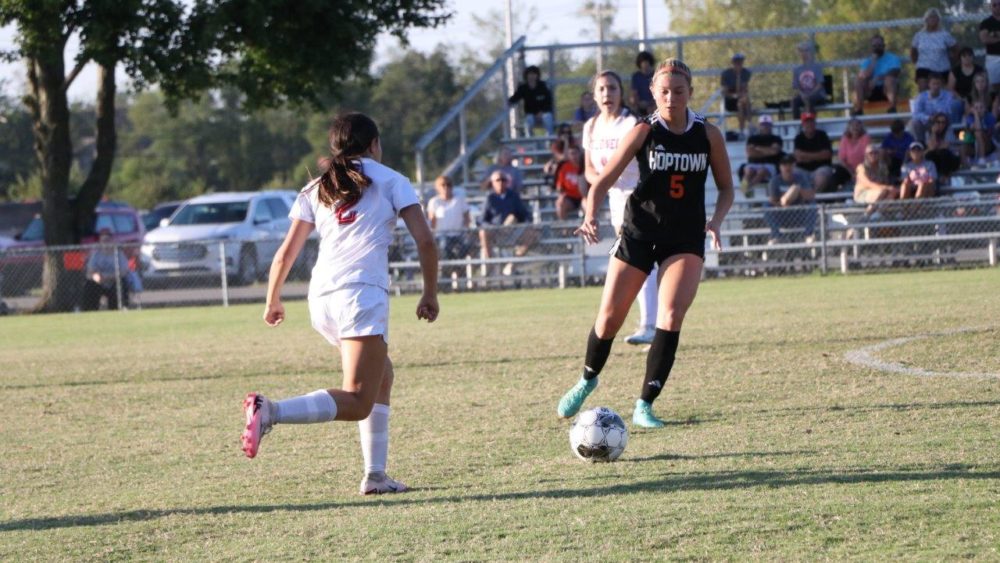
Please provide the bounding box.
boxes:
[724,96,740,112]
[611,233,705,274]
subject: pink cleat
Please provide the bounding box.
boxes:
[241,393,273,458]
[359,473,409,495]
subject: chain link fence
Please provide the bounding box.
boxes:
[1,198,996,314]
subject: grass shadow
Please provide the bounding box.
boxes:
[4,463,997,533]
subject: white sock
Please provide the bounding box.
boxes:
[274,389,337,424]
[637,265,658,330]
[358,403,390,475]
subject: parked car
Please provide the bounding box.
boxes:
[140,190,317,286]
[141,201,183,232]
[0,201,145,296]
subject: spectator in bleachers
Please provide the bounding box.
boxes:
[630,51,656,115]
[509,65,555,137]
[792,40,828,119]
[542,124,578,182]
[480,147,524,193]
[852,34,902,115]
[573,91,598,128]
[899,142,938,199]
[964,99,998,165]
[911,8,957,93]
[854,144,899,212]
[881,118,916,180]
[949,46,984,102]
[838,118,871,178]
[426,175,471,261]
[977,2,1000,96]
[478,171,537,265]
[553,145,586,220]
[911,73,958,143]
[964,71,996,121]
[925,111,962,182]
[765,154,816,244]
[720,53,752,138]
[793,112,850,193]
[741,114,783,194]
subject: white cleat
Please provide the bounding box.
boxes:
[624,327,655,346]
[359,472,409,495]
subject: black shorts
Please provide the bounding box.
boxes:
[611,233,705,274]
[724,97,740,112]
[867,84,888,102]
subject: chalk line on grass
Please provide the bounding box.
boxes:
[843,327,999,379]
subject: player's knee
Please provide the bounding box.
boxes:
[659,308,686,331]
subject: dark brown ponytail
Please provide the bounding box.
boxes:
[317,112,380,208]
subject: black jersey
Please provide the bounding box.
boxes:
[622,109,711,242]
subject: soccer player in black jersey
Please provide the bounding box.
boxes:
[557,59,735,428]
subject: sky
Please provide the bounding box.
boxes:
[0,0,671,102]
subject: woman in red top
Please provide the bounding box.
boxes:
[553,145,586,220]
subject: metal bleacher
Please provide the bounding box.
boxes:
[399,18,999,292]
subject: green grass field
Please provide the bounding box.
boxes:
[2,269,999,560]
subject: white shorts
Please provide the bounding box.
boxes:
[308,284,389,347]
[987,55,1000,86]
[607,187,633,231]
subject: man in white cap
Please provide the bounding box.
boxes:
[721,53,752,138]
[741,114,783,194]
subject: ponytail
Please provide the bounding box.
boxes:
[317,112,380,208]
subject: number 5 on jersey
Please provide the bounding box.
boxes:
[669,175,685,199]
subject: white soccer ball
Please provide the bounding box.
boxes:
[569,406,628,462]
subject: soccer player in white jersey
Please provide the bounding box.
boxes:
[241,112,439,495]
[582,70,658,346]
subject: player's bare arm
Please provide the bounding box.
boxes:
[263,218,314,327]
[705,122,735,251]
[399,203,439,322]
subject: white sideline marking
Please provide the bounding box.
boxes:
[844,327,999,379]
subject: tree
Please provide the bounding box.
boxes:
[0,0,449,312]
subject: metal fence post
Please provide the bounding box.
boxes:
[112,243,124,311]
[219,241,229,307]
[818,204,828,275]
[579,237,587,287]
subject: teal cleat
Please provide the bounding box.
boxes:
[632,399,666,428]
[557,378,597,418]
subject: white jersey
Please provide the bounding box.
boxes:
[583,111,640,227]
[290,157,420,297]
[427,195,469,231]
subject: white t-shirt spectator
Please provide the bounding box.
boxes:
[912,30,957,73]
[290,157,419,296]
[427,196,469,232]
[583,110,640,227]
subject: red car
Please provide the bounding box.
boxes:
[0,201,145,297]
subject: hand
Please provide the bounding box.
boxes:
[705,219,722,251]
[574,216,600,245]
[416,293,439,322]
[91,273,102,284]
[263,301,285,327]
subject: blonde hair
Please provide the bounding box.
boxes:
[651,58,692,86]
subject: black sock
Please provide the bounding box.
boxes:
[640,329,680,403]
[583,326,614,380]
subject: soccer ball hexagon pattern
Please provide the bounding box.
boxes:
[569,406,628,462]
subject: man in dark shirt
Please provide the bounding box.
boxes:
[979,1,1000,95]
[720,53,752,137]
[630,51,656,115]
[509,65,555,137]
[793,112,847,193]
[741,114,783,193]
[478,171,538,265]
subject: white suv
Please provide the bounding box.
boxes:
[140,191,315,286]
